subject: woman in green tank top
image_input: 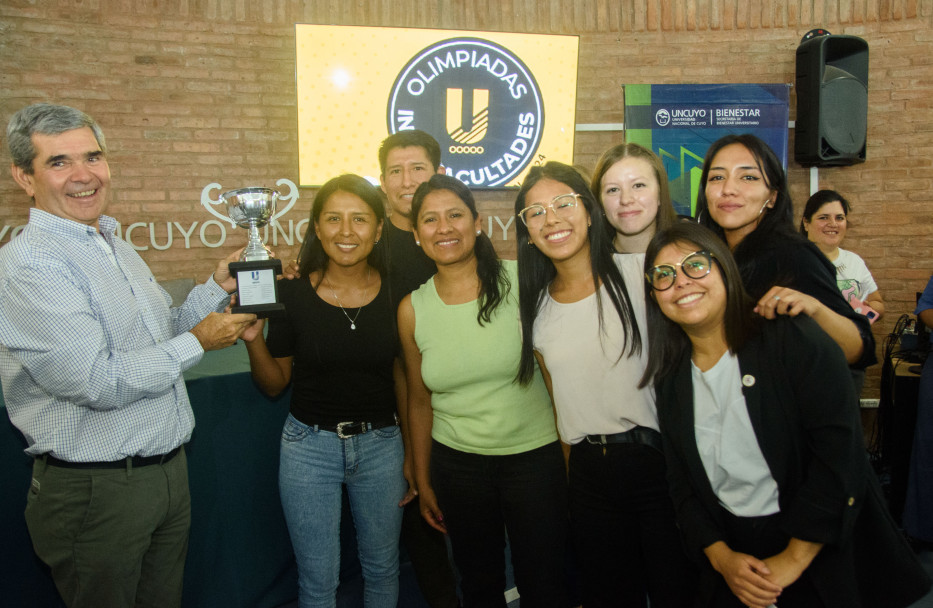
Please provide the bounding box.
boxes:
[398,174,569,608]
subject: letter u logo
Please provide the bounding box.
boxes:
[446,88,489,144]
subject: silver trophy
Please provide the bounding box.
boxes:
[220,187,279,261]
[219,187,285,318]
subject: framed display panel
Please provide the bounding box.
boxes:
[296,25,579,188]
[625,83,790,217]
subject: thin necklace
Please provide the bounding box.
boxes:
[323,269,369,330]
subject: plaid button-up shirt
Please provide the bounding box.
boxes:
[0,209,229,461]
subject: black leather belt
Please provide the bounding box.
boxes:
[585,426,662,452]
[41,446,181,469]
[318,417,398,439]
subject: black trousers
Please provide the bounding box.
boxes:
[431,440,569,608]
[401,499,460,608]
[569,440,697,608]
[706,510,825,608]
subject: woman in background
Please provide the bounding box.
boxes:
[399,174,567,607]
[590,142,677,254]
[243,174,406,608]
[515,161,695,607]
[695,133,875,377]
[800,189,884,321]
[642,221,930,608]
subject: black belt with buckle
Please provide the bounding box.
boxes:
[41,446,182,469]
[584,426,662,453]
[319,416,398,439]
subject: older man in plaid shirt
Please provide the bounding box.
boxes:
[0,103,257,608]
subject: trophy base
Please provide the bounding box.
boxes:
[229,258,285,319]
[232,302,286,318]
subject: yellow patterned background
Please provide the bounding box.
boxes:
[296,24,579,187]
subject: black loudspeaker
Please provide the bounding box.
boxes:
[795,34,869,166]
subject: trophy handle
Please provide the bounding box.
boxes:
[272,178,299,222]
[200,182,237,228]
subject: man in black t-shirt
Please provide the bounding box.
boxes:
[377,130,460,608]
[377,130,442,297]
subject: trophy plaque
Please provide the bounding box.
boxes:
[220,187,286,318]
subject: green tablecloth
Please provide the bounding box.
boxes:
[1,341,434,608]
[1,347,297,608]
[183,340,253,381]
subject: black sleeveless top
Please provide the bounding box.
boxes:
[266,276,397,425]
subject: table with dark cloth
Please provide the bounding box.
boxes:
[0,342,428,608]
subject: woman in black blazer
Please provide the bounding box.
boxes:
[640,222,929,608]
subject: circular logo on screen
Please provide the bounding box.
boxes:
[387,38,544,187]
[655,109,671,126]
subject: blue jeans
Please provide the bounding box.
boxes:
[278,413,406,608]
[430,440,569,608]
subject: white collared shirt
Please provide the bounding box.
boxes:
[0,209,230,461]
[692,351,781,517]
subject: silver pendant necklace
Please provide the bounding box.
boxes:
[323,272,365,330]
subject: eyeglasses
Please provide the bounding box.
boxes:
[645,250,716,291]
[517,193,581,227]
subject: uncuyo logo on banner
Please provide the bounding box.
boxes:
[387,37,544,187]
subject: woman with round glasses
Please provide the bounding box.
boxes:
[399,174,568,607]
[799,189,884,322]
[640,221,930,608]
[591,142,677,253]
[695,134,875,376]
[514,162,696,607]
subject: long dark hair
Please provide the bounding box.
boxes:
[694,133,811,297]
[296,174,387,280]
[696,134,796,243]
[514,161,641,385]
[640,222,758,386]
[411,174,510,326]
[799,189,851,236]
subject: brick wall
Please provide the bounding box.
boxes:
[2,1,932,396]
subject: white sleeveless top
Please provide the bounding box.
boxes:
[533,253,658,445]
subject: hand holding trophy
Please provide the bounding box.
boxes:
[220,187,286,318]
